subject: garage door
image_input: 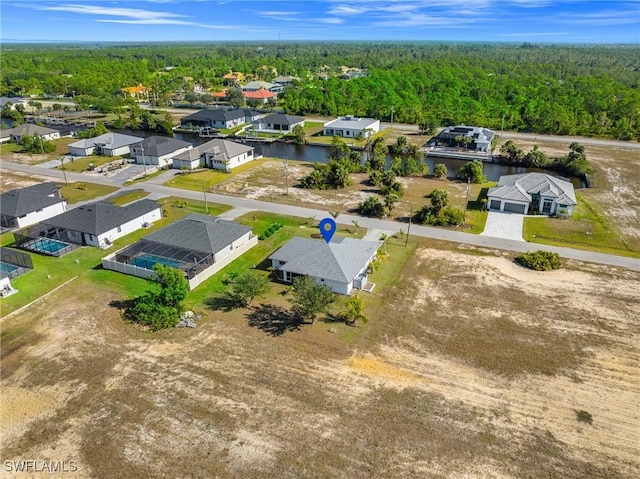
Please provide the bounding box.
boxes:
[503,202,526,214]
[489,200,502,210]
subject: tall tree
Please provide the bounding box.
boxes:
[289,276,336,324]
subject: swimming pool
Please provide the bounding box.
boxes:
[129,254,184,270]
[0,261,18,275]
[31,238,70,254]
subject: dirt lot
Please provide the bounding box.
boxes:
[2,241,638,478]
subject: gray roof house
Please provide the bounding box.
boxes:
[172,139,255,171]
[68,132,143,157]
[130,136,193,168]
[180,108,259,130]
[430,125,495,153]
[102,214,258,290]
[269,236,381,295]
[16,199,162,253]
[9,124,61,143]
[251,113,305,133]
[487,173,577,216]
[323,116,380,139]
[1,182,67,230]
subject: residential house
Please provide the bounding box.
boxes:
[323,116,380,138]
[9,124,60,143]
[20,199,162,252]
[243,89,276,104]
[242,81,283,94]
[130,137,193,168]
[487,173,577,216]
[1,182,67,230]
[269,236,381,295]
[102,214,258,290]
[272,75,300,87]
[172,139,255,172]
[121,84,151,101]
[251,113,305,133]
[429,125,495,153]
[180,108,259,130]
[0,97,28,110]
[68,132,143,157]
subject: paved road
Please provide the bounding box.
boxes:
[1,159,638,271]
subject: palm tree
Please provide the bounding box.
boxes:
[345,295,367,325]
[329,211,340,220]
[379,233,388,254]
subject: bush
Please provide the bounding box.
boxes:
[575,410,593,425]
[258,222,282,240]
[357,196,385,217]
[516,250,562,271]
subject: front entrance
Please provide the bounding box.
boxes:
[542,200,553,214]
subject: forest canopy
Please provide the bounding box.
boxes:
[1,42,638,139]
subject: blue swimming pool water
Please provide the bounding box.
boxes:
[0,261,18,274]
[129,254,184,270]
[33,238,69,253]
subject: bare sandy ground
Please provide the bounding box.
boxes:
[1,244,638,478]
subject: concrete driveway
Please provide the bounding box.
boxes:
[481,211,525,242]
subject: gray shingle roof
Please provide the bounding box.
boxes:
[144,214,252,255]
[488,173,577,205]
[42,199,160,235]
[257,113,305,126]
[69,132,142,150]
[9,124,59,137]
[269,236,380,283]
[1,185,65,217]
[136,136,192,157]
[173,139,253,162]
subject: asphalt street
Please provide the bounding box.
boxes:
[1,159,638,271]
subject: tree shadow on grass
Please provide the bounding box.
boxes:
[246,304,301,336]
[108,298,134,310]
[204,294,243,313]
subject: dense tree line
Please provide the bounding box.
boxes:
[1,42,638,139]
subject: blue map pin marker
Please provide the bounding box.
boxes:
[318,218,337,243]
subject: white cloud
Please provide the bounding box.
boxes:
[318,17,344,24]
[36,4,189,21]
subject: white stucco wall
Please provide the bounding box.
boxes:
[96,207,162,248]
[16,201,67,229]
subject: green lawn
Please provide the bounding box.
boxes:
[0,142,22,155]
[0,197,231,316]
[60,182,119,204]
[523,193,640,258]
[163,158,267,191]
[109,189,150,206]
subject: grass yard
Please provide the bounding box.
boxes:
[0,197,231,316]
[109,189,150,206]
[0,142,22,155]
[163,158,268,191]
[59,181,118,204]
[523,192,640,257]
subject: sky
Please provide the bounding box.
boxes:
[1,0,639,44]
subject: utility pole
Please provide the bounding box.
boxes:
[284,159,289,195]
[61,157,68,185]
[463,177,471,225]
[501,114,505,138]
[202,180,208,213]
[390,106,395,127]
[405,205,412,247]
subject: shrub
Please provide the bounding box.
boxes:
[357,196,385,217]
[516,250,562,271]
[575,410,593,425]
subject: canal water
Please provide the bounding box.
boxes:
[113,128,586,188]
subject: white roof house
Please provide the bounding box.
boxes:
[487,173,577,216]
[269,236,380,295]
[68,132,143,157]
[172,139,255,172]
[323,116,380,139]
